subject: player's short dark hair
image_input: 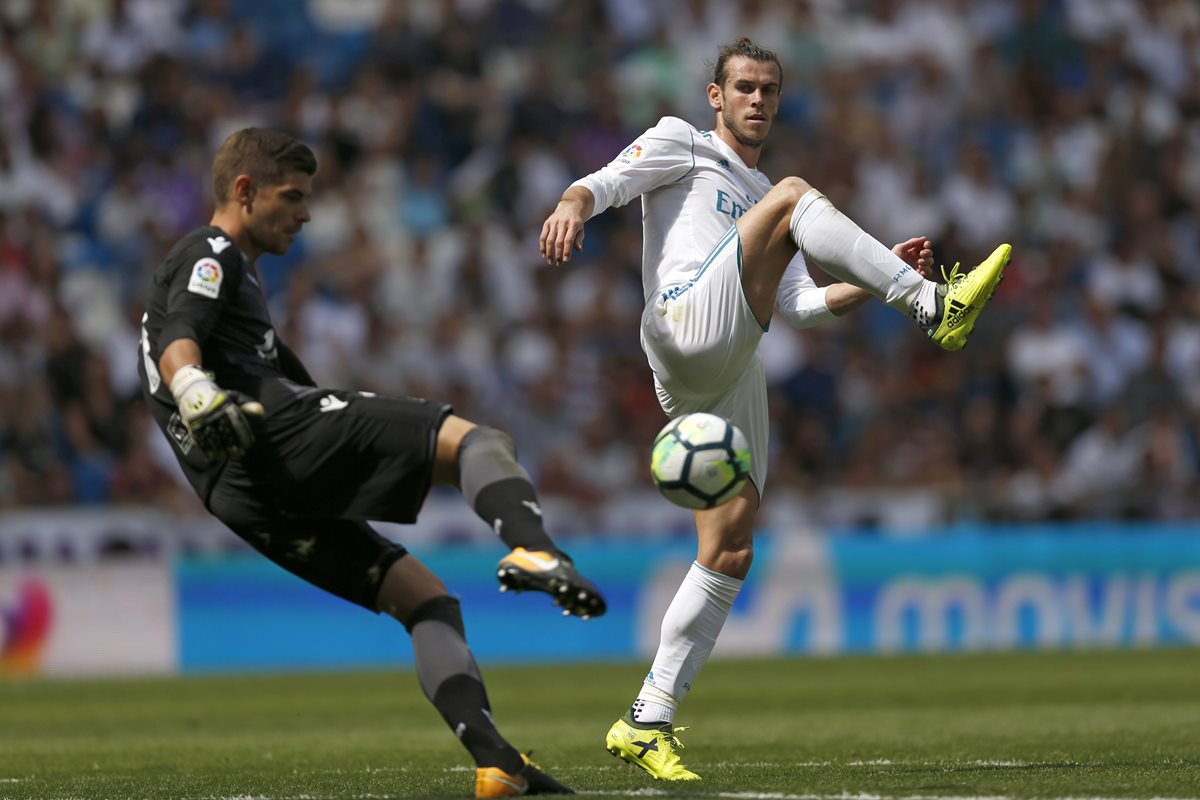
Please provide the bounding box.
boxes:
[212,127,317,205]
[710,38,783,89]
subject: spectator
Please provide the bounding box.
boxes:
[0,0,1196,531]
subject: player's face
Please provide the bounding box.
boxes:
[710,56,781,150]
[247,171,312,256]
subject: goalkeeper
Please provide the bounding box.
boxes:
[137,127,600,798]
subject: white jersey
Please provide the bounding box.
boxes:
[572,115,833,328]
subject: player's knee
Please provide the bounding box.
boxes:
[771,176,813,204]
[402,594,464,636]
[721,545,754,576]
[436,420,518,487]
[700,541,754,577]
[456,425,517,470]
[434,415,476,474]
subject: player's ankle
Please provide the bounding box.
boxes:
[630,698,675,727]
[911,281,943,331]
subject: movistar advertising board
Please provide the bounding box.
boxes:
[176,525,1200,672]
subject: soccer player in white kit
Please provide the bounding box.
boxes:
[539,39,1011,781]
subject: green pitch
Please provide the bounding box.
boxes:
[2,649,1198,799]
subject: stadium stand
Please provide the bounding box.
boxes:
[1,0,1198,553]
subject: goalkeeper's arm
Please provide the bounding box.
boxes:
[276,338,317,387]
[161,339,263,460]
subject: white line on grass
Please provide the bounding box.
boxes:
[186,793,1200,800]
[587,793,1199,800]
[565,759,1039,771]
[187,790,1200,800]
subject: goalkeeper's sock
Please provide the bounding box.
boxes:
[638,562,743,706]
[406,595,523,772]
[458,426,557,552]
[788,189,935,319]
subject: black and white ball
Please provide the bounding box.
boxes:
[650,413,752,510]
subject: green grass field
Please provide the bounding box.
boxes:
[2,649,1199,799]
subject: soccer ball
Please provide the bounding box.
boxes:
[650,413,752,510]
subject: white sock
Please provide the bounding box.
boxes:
[789,189,938,323]
[631,686,676,726]
[635,561,743,719]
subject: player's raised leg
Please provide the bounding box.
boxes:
[433,415,606,619]
[376,555,574,797]
[606,481,757,780]
[736,176,1009,349]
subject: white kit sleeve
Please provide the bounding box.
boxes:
[571,116,697,219]
[774,256,837,329]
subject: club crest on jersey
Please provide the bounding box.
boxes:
[187,258,223,298]
[616,142,645,165]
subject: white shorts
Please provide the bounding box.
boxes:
[641,226,770,494]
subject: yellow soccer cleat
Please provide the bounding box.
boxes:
[475,752,574,797]
[497,548,607,619]
[605,717,700,781]
[927,243,1012,352]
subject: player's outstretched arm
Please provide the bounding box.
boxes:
[823,283,871,316]
[539,185,594,266]
[161,338,263,460]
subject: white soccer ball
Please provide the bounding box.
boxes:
[650,413,752,510]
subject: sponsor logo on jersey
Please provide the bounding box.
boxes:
[715,188,751,220]
[207,235,233,254]
[187,258,223,299]
[615,142,645,165]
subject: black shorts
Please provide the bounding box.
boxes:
[224,517,408,610]
[206,381,452,609]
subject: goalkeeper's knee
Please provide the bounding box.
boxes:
[457,426,526,500]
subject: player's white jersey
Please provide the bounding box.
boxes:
[572,116,831,328]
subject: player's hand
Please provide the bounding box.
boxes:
[539,201,585,266]
[170,365,264,460]
[892,236,935,278]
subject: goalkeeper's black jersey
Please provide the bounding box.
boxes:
[137,225,288,495]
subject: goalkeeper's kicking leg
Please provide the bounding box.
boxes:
[432,416,606,620]
[377,554,574,797]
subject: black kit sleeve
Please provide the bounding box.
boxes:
[158,243,244,351]
[276,338,318,387]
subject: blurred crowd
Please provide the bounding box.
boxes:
[1,0,1199,532]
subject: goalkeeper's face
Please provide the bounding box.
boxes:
[247,171,312,256]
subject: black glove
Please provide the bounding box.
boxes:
[170,365,264,460]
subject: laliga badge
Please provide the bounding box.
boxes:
[187,258,223,298]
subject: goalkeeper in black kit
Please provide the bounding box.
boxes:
[137,127,603,798]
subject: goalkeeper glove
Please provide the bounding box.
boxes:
[170,365,264,460]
